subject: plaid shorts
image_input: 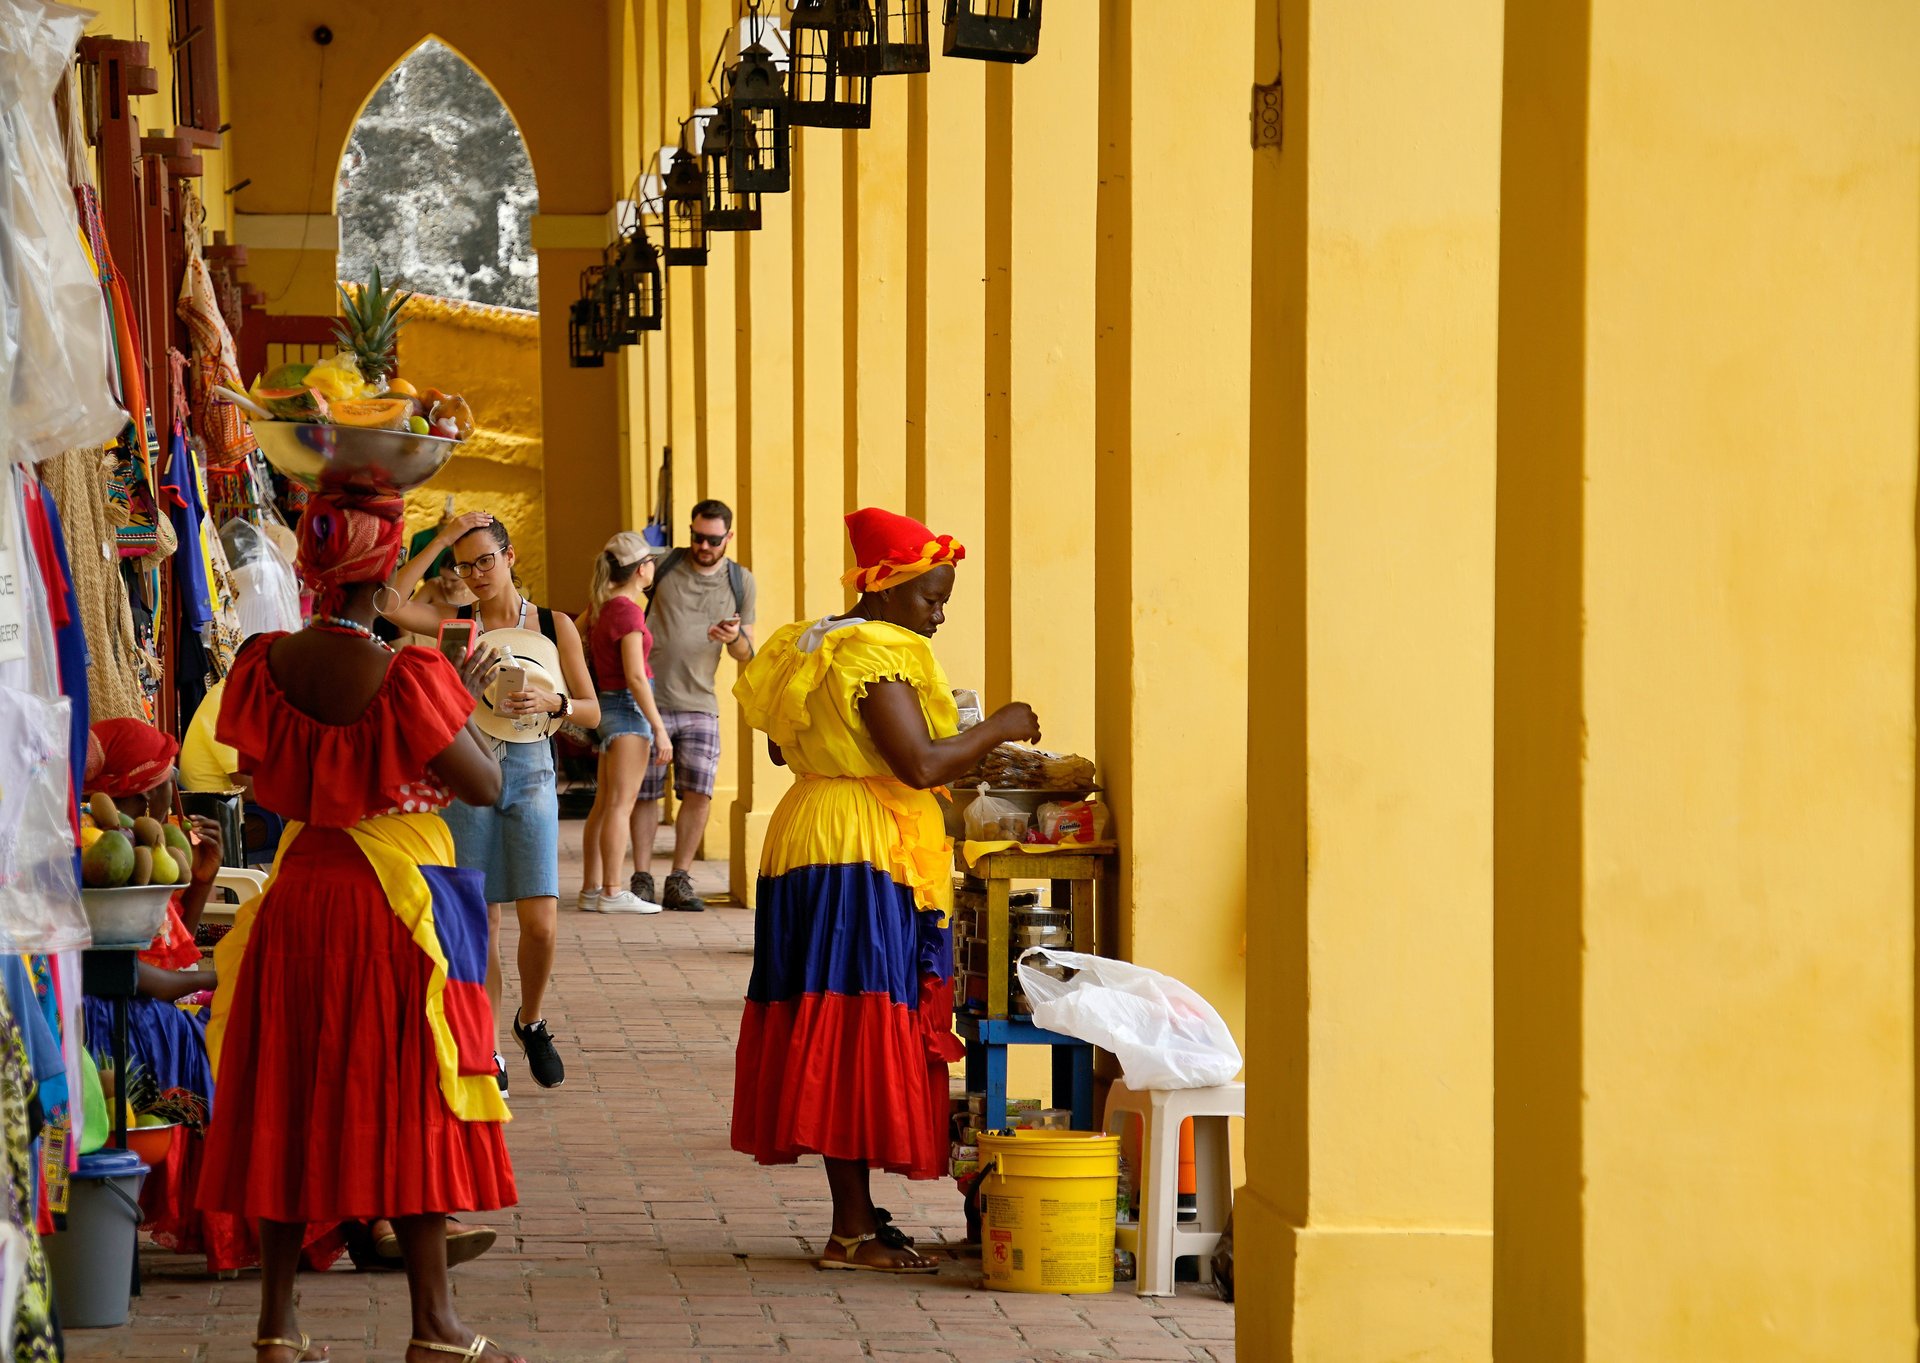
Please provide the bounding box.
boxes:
[640,710,723,802]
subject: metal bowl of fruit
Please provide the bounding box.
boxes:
[81,885,178,949]
[250,420,460,494]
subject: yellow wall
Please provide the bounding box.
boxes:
[1496,2,1920,1360]
[393,294,546,601]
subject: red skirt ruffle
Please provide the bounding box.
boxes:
[732,990,949,1179]
[199,828,516,1223]
[144,1128,347,1272]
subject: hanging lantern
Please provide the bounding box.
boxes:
[662,151,709,267]
[787,0,874,129]
[728,43,791,194]
[849,0,930,75]
[942,0,1041,63]
[568,297,604,368]
[702,104,763,233]
[582,265,617,348]
[611,227,664,333]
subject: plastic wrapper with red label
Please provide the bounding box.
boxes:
[1033,799,1110,846]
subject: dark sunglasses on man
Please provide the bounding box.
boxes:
[689,529,730,548]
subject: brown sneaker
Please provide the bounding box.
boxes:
[663,869,705,912]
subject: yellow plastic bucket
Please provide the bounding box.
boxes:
[979,1129,1120,1294]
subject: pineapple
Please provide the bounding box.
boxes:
[334,263,413,386]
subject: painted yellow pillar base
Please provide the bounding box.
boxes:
[1239,1188,1491,1362]
[734,807,772,909]
[698,783,737,864]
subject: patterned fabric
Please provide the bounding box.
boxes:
[840,508,966,595]
[637,710,722,803]
[0,985,59,1362]
[295,493,404,616]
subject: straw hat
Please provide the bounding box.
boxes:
[472,626,565,745]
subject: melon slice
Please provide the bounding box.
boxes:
[256,386,329,423]
[330,398,413,430]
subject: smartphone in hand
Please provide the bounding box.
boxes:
[438,619,477,664]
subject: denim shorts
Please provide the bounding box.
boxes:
[594,689,653,752]
[442,737,559,904]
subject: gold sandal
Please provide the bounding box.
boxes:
[409,1337,514,1361]
[817,1231,939,1274]
[252,1334,323,1361]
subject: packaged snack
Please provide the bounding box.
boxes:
[1036,799,1111,845]
[964,784,1033,841]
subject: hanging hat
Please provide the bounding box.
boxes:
[840,508,966,595]
[470,626,566,745]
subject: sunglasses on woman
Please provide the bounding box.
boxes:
[450,552,502,579]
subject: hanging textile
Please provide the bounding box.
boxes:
[163,350,218,632]
[175,184,256,466]
[40,448,146,722]
[0,977,59,1363]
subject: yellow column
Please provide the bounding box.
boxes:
[850,78,910,514]
[982,41,1096,753]
[1092,0,1252,1055]
[794,129,850,613]
[1494,4,1920,1360]
[1237,0,1503,1358]
[910,64,987,690]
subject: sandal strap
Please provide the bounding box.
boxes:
[410,1336,492,1360]
[252,1335,311,1354]
[827,1232,876,1251]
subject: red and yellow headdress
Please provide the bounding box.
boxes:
[840,508,966,595]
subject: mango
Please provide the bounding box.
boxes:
[79,825,103,850]
[82,832,134,888]
[162,822,192,857]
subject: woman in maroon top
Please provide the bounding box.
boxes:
[579,532,673,913]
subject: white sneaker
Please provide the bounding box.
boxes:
[596,889,664,915]
[576,888,602,912]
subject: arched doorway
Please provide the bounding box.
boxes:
[333,39,549,598]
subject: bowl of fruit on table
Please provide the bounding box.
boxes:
[229,268,477,494]
[79,792,197,948]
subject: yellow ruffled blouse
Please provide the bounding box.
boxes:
[735,617,959,919]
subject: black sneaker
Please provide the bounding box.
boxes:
[512,1010,565,1088]
[663,869,704,912]
[630,870,657,903]
[493,1051,509,1098]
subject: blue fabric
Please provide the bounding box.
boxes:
[418,865,491,984]
[81,996,214,1104]
[2,959,58,1085]
[161,434,213,631]
[593,689,653,751]
[745,862,952,1008]
[443,738,559,902]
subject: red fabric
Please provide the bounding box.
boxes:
[22,482,71,631]
[214,636,474,829]
[88,718,180,799]
[732,990,951,1180]
[296,492,405,616]
[198,827,516,1223]
[842,507,966,593]
[138,897,201,971]
[590,595,653,691]
[142,1125,346,1273]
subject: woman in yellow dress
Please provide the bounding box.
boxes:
[732,508,1042,1273]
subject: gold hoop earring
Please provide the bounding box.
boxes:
[373,583,402,617]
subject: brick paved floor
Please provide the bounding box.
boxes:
[66,823,1235,1363]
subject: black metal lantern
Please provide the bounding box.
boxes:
[942,0,1041,63]
[609,227,664,333]
[728,43,791,194]
[662,151,709,266]
[702,106,763,232]
[787,0,873,129]
[568,297,604,368]
[849,0,929,75]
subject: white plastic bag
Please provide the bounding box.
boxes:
[221,519,301,637]
[1017,948,1242,1089]
[963,783,1030,841]
[0,0,127,462]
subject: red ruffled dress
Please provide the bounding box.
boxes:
[198,635,516,1223]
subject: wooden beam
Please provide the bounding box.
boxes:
[174,125,223,150]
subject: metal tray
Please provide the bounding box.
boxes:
[252,420,459,493]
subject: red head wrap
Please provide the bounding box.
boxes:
[297,492,406,615]
[88,719,180,800]
[840,508,966,595]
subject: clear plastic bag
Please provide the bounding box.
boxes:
[221,519,301,637]
[963,783,1030,841]
[0,1,127,462]
[0,685,89,952]
[1016,948,1242,1089]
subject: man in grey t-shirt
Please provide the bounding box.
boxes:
[631,499,756,910]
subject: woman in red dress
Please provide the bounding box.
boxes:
[199,492,524,1363]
